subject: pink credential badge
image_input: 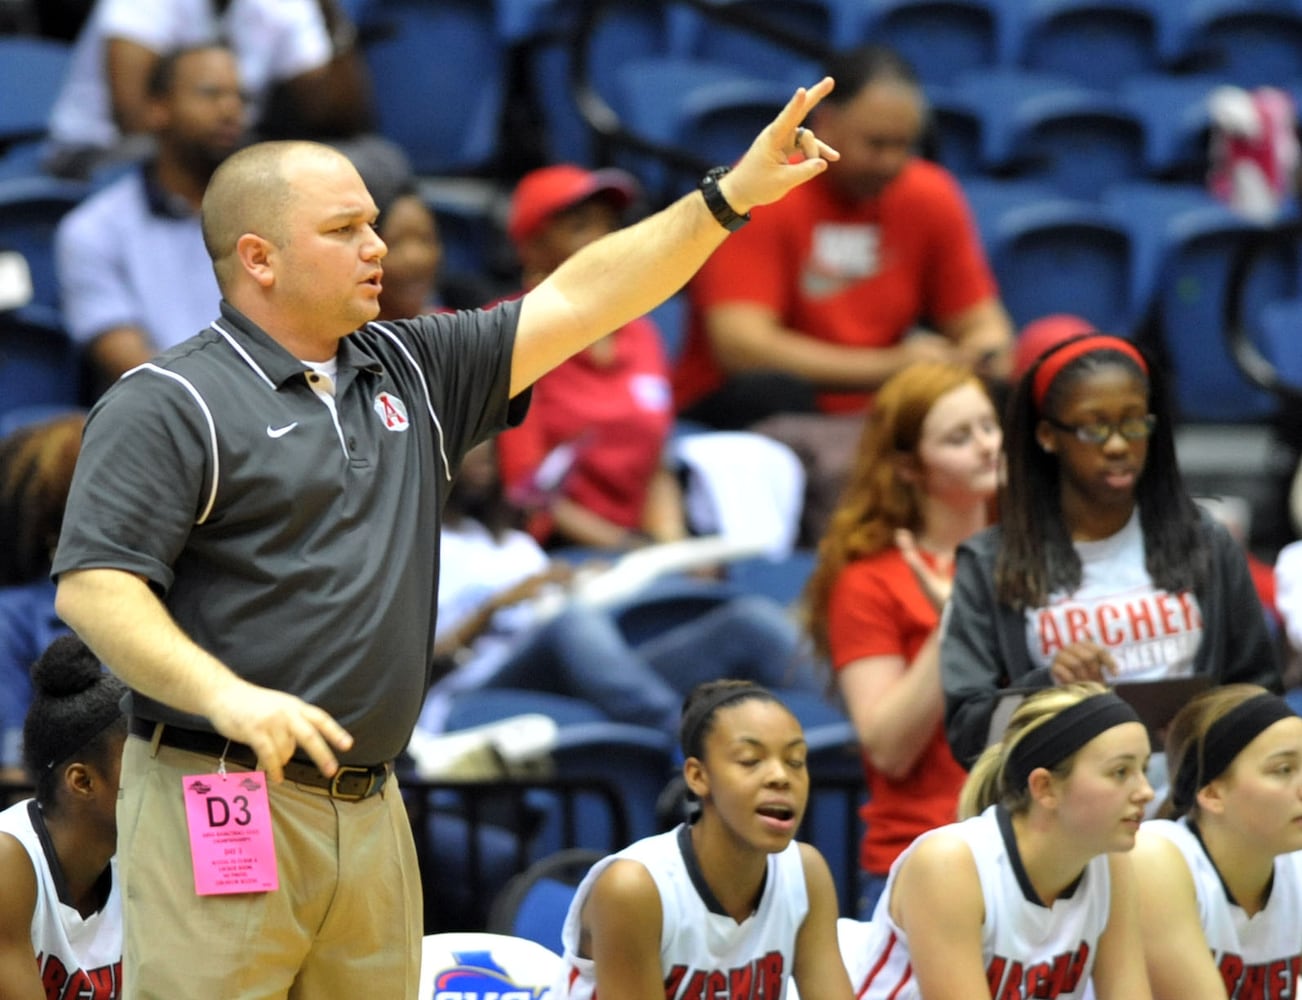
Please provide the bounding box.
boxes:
[182,772,279,895]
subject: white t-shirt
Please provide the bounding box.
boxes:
[415,519,552,733]
[1023,510,1204,680]
[49,0,331,150]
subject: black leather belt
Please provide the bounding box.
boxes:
[128,717,390,801]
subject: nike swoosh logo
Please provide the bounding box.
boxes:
[266,422,299,439]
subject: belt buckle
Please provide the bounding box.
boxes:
[329,764,378,801]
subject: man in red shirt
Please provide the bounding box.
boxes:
[497,164,685,550]
[676,45,1013,541]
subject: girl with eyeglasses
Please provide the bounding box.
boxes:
[940,332,1280,768]
[1131,685,1302,1000]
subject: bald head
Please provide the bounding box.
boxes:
[201,140,352,290]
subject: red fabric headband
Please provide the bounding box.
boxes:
[1032,335,1148,410]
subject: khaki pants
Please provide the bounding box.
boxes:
[118,735,422,999]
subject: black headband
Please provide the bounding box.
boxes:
[681,684,768,758]
[1003,693,1142,790]
[1170,693,1297,813]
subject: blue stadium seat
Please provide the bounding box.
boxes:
[1251,296,1302,396]
[799,719,865,916]
[607,574,742,647]
[444,689,610,732]
[970,183,1140,334]
[544,723,677,848]
[613,65,792,200]
[648,291,688,364]
[1165,0,1302,79]
[848,0,1003,85]
[486,848,605,954]
[949,70,1146,197]
[358,1,508,175]
[523,0,678,167]
[1102,181,1299,422]
[1165,0,1302,85]
[0,175,88,324]
[726,549,818,607]
[672,0,831,85]
[494,0,560,44]
[1117,73,1218,181]
[1012,0,1165,90]
[0,314,82,429]
[0,36,72,179]
[923,84,986,178]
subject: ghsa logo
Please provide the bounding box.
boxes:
[431,950,548,1000]
[374,391,410,432]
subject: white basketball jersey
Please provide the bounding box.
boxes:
[1144,818,1302,992]
[555,824,808,1000]
[0,799,122,998]
[849,806,1110,999]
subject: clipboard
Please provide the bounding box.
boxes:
[984,674,1213,751]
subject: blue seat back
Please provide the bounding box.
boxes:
[0,176,87,321]
[359,1,507,175]
[1017,1,1164,90]
[854,0,1002,85]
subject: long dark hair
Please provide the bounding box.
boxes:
[995,335,1204,609]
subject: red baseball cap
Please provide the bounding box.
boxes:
[1013,313,1095,381]
[507,164,639,247]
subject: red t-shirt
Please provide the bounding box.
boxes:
[828,547,968,874]
[497,316,672,544]
[676,159,997,414]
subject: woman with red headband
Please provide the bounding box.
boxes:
[940,332,1281,768]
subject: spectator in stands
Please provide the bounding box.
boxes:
[804,361,1000,918]
[55,43,244,393]
[1132,685,1302,1000]
[499,163,804,555]
[1270,539,1302,708]
[676,44,1013,542]
[44,0,373,180]
[0,412,83,781]
[1015,314,1283,634]
[1011,313,1094,383]
[842,684,1153,998]
[364,175,498,320]
[941,333,1281,769]
[498,163,682,550]
[374,182,446,322]
[554,680,854,1000]
[415,440,821,740]
[0,634,126,996]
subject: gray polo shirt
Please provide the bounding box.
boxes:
[53,299,528,764]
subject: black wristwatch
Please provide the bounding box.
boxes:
[699,166,750,232]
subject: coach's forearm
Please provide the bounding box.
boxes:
[55,567,249,719]
[511,188,730,395]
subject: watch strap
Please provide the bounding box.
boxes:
[699,166,750,232]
